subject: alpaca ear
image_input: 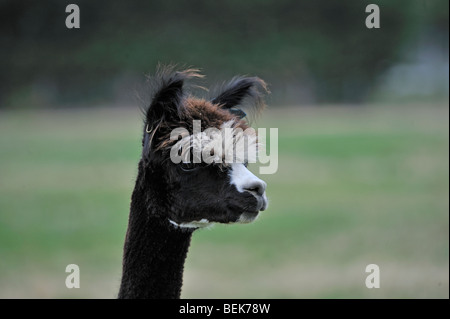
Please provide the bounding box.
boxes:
[143,67,203,153]
[145,67,202,127]
[211,77,269,120]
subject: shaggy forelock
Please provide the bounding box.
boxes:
[151,97,251,154]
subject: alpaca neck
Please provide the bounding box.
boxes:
[118,205,193,299]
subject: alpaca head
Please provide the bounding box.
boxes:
[139,67,269,229]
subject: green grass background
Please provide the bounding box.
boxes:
[0,103,448,298]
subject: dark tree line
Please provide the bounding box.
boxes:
[0,0,448,107]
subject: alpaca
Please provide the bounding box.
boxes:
[118,67,269,299]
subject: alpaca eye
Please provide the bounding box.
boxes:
[180,162,198,172]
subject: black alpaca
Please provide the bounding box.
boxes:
[118,67,269,299]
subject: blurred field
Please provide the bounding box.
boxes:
[0,103,448,298]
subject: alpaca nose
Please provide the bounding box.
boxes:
[243,180,266,196]
[230,163,267,198]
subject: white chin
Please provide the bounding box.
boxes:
[169,218,212,229]
[237,212,259,224]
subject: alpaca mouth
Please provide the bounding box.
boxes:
[245,192,268,213]
[226,192,267,224]
[231,197,266,224]
[257,193,268,211]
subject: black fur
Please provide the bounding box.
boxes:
[118,163,193,299]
